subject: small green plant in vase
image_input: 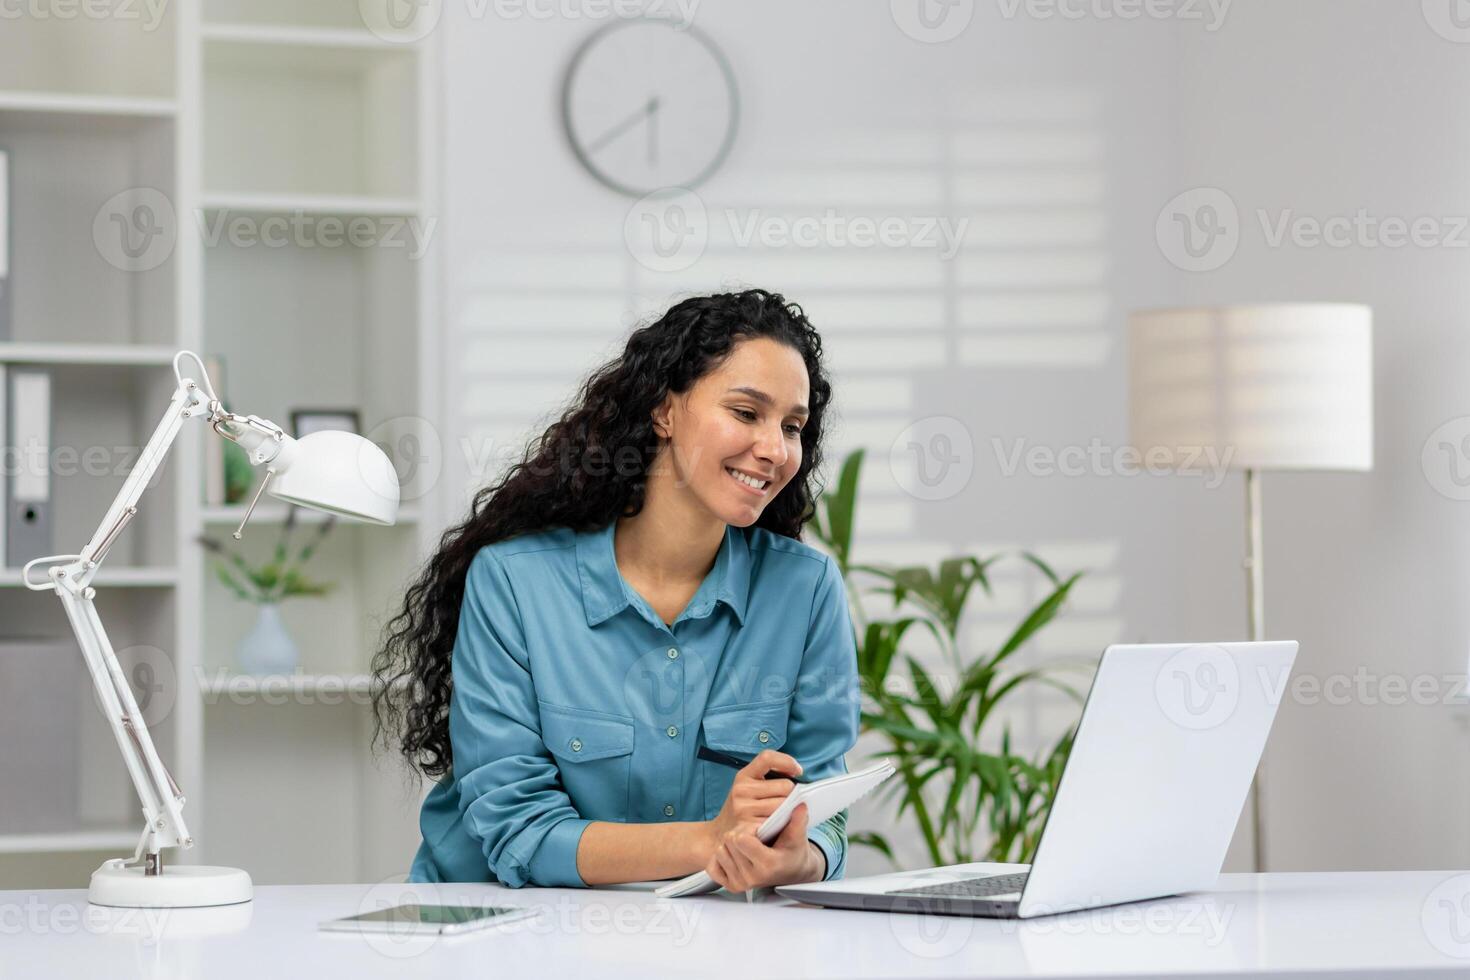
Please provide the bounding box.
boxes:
[198,509,336,676]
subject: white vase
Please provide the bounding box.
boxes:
[235,603,299,675]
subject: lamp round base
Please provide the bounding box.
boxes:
[89,863,254,908]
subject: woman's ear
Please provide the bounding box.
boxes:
[650,394,674,439]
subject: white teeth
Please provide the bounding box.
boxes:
[727,467,768,490]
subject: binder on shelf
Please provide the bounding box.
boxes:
[6,368,51,568]
[0,148,9,340]
[0,367,6,560]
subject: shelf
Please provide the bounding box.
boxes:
[0,92,176,131]
[200,192,423,217]
[202,23,419,52]
[0,567,179,589]
[0,829,139,854]
[202,504,421,525]
[0,343,177,366]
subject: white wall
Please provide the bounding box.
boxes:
[440,0,1408,877]
[1175,0,1470,870]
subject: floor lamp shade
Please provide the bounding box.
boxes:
[1128,304,1374,472]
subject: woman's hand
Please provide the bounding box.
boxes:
[704,749,803,845]
[705,802,824,893]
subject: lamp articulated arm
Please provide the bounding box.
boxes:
[20,353,285,875]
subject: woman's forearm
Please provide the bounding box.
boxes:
[575,820,713,885]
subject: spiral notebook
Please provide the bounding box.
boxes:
[655,760,896,898]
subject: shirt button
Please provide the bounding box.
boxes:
[666,725,679,738]
[758,731,771,744]
[663,804,675,817]
[569,738,583,753]
[667,647,679,660]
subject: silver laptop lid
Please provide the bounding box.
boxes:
[1019,641,1297,918]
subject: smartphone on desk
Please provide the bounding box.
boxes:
[320,903,541,937]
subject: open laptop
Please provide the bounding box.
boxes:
[776,640,1297,918]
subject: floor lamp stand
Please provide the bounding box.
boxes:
[1244,467,1267,873]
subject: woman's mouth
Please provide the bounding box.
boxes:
[726,466,771,495]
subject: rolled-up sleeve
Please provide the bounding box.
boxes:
[450,549,590,887]
[785,554,861,880]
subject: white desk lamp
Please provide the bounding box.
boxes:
[22,351,399,908]
[1128,303,1373,871]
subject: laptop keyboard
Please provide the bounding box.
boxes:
[886,871,1030,899]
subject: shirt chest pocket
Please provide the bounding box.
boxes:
[539,702,636,818]
[700,697,792,819]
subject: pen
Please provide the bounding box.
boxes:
[696,744,804,781]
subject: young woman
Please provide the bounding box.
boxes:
[372,289,860,892]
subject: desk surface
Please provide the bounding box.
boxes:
[6,871,1470,979]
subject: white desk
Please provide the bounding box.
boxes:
[5,871,1469,978]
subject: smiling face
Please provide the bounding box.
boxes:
[649,336,811,527]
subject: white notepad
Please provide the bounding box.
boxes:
[655,760,896,898]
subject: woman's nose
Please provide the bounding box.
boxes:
[754,424,788,467]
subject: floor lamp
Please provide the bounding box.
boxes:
[1128,303,1374,872]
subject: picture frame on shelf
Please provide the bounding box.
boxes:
[290,408,361,438]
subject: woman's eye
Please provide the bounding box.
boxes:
[734,408,757,422]
[784,425,803,437]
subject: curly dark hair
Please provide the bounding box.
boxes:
[370,288,835,780]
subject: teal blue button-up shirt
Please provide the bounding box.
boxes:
[408,520,861,888]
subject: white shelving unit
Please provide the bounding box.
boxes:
[0,1,441,889]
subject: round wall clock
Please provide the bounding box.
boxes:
[561,18,739,198]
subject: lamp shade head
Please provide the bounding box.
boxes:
[1128,303,1373,472]
[266,430,399,525]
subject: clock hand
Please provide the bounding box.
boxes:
[585,96,659,156]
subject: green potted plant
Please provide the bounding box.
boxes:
[807,449,1087,867]
[198,509,336,676]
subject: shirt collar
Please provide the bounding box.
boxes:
[575,520,750,629]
